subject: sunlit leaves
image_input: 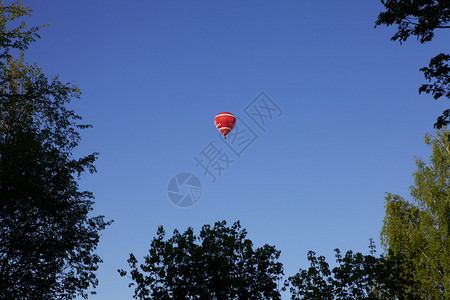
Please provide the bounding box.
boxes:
[0,0,47,60]
[381,131,450,298]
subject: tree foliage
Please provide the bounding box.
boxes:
[0,0,46,60]
[381,131,450,299]
[284,241,419,300]
[375,0,450,129]
[119,220,284,300]
[0,1,112,299]
[420,53,450,128]
[375,0,450,44]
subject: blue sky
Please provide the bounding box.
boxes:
[21,1,450,298]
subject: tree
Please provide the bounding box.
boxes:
[118,220,284,300]
[375,0,450,129]
[284,241,419,299]
[420,53,450,128]
[381,131,450,299]
[0,0,46,61]
[0,2,112,299]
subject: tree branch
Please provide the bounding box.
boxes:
[0,93,32,98]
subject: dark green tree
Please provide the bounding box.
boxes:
[381,131,450,299]
[375,0,450,129]
[119,220,284,300]
[284,241,419,299]
[420,53,450,128]
[0,2,112,299]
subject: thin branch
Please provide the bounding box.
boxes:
[436,136,450,157]
[0,93,32,98]
[404,230,444,277]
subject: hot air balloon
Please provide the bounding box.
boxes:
[214,112,236,139]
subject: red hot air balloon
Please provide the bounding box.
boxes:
[214,112,236,139]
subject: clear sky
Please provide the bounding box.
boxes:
[21,0,450,298]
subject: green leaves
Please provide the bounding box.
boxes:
[381,132,450,299]
[0,0,47,60]
[119,220,284,300]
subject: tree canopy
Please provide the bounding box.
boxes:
[284,241,419,300]
[420,53,450,128]
[375,0,450,129]
[375,0,450,44]
[381,131,450,299]
[0,1,112,299]
[0,0,46,60]
[376,3,450,295]
[119,220,284,300]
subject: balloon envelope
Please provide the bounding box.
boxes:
[214,112,236,138]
